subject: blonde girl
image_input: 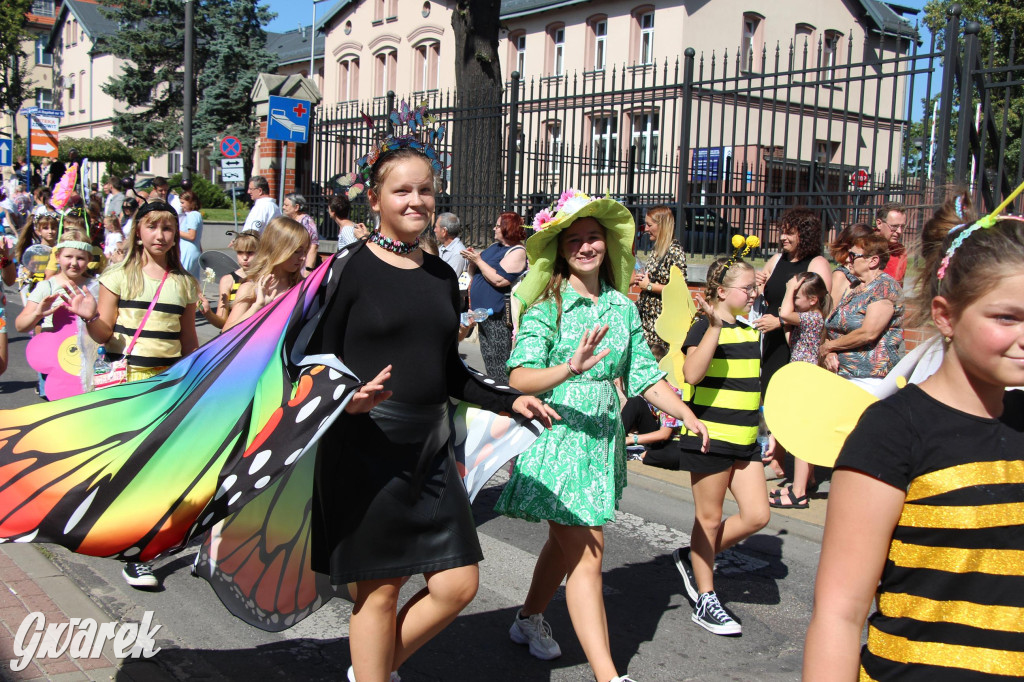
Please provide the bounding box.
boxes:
[804,194,1024,681]
[103,214,125,262]
[198,230,259,330]
[15,228,94,334]
[672,258,771,636]
[67,199,199,590]
[15,212,59,299]
[222,217,308,331]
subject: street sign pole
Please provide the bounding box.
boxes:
[278,142,287,206]
[25,116,32,190]
[231,182,238,232]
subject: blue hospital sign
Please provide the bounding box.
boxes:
[267,96,311,144]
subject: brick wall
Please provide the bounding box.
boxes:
[254,120,298,198]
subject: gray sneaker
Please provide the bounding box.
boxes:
[692,591,741,636]
[509,611,562,660]
[672,547,699,603]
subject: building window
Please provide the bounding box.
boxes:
[344,20,352,35]
[795,23,815,49]
[822,30,843,80]
[546,121,563,175]
[632,111,659,171]
[815,140,839,164]
[386,0,397,19]
[373,0,384,23]
[591,115,618,173]
[35,88,53,109]
[35,36,52,66]
[31,0,56,17]
[638,12,654,65]
[139,157,151,173]
[66,74,75,109]
[591,18,607,71]
[513,32,526,75]
[375,49,397,97]
[79,70,86,112]
[415,41,440,91]
[168,150,182,175]
[547,25,565,77]
[421,1,430,18]
[741,13,765,73]
[339,58,359,101]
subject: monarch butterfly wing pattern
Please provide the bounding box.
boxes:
[0,253,358,562]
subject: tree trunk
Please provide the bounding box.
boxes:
[451,0,504,246]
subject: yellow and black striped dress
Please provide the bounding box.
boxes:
[836,385,1024,681]
[677,317,761,467]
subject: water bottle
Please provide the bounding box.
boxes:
[470,307,493,322]
[756,407,771,460]
[94,347,112,377]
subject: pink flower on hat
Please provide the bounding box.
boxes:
[532,208,554,230]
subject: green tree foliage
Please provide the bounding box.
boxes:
[924,1,1024,181]
[0,0,34,134]
[97,0,275,158]
[168,172,228,208]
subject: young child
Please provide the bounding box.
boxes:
[15,212,59,300]
[67,199,199,590]
[672,257,771,636]
[102,214,125,262]
[803,195,1024,680]
[769,271,832,509]
[197,230,259,330]
[15,228,94,334]
[222,217,309,331]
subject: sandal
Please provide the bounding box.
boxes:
[769,485,809,509]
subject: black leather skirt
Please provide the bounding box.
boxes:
[310,400,483,584]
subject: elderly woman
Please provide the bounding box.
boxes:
[282,192,321,274]
[820,232,904,389]
[827,223,874,311]
[632,204,687,347]
[462,211,528,382]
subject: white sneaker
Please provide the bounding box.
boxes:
[346,666,400,682]
[692,591,742,636]
[509,610,562,660]
[611,676,638,681]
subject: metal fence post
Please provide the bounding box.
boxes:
[954,22,980,186]
[505,71,520,211]
[935,4,961,189]
[676,48,696,236]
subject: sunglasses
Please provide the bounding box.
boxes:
[848,251,870,261]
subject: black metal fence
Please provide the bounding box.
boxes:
[304,7,1024,254]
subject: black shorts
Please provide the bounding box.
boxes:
[677,445,761,474]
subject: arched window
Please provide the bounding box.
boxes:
[374,49,397,97]
[630,6,655,66]
[414,41,440,91]
[741,12,765,73]
[822,29,843,80]
[546,23,565,76]
[507,30,526,76]
[338,57,359,101]
[586,15,608,71]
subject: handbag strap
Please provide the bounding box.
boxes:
[124,269,170,357]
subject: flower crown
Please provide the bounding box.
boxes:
[938,179,1024,281]
[532,189,601,231]
[339,101,448,201]
[723,234,760,271]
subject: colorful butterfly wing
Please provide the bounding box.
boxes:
[197,394,542,631]
[0,255,358,561]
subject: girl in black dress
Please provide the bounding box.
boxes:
[308,146,556,682]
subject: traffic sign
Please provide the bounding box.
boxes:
[221,136,242,158]
[30,114,59,158]
[221,159,245,183]
[20,107,64,118]
[267,96,310,144]
[851,169,870,188]
[0,138,11,167]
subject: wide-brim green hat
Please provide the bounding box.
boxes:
[516,194,636,310]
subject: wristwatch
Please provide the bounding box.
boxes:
[632,434,639,446]
[645,283,653,292]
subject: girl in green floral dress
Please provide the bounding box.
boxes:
[495,191,708,682]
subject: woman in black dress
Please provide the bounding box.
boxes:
[753,208,831,475]
[308,146,555,682]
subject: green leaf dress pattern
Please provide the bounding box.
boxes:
[495,283,665,526]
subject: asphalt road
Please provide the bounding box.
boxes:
[0,290,824,682]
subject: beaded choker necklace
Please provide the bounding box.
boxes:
[369,229,420,255]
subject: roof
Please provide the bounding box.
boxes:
[499,0,589,19]
[856,0,920,43]
[309,0,355,34]
[47,0,118,52]
[266,26,325,67]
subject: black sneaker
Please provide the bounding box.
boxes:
[672,547,699,603]
[122,562,158,588]
[692,591,741,636]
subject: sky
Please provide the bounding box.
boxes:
[262,0,939,121]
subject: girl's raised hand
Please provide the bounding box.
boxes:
[64,283,97,321]
[693,294,722,327]
[571,324,611,372]
[344,364,393,414]
[511,395,561,429]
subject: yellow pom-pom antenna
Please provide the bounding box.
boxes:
[731,234,746,249]
[746,235,761,249]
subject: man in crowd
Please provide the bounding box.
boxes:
[435,212,467,275]
[151,177,181,213]
[243,175,281,233]
[104,177,125,216]
[874,202,907,284]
